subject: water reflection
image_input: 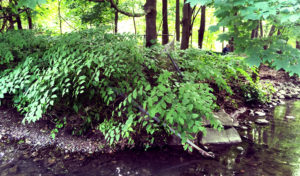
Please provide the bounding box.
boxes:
[0,101,300,176]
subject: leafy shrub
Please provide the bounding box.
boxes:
[0,30,49,67]
[0,29,270,150]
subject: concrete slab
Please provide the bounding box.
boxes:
[201,127,242,145]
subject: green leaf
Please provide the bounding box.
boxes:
[133,89,137,99]
[245,56,261,67]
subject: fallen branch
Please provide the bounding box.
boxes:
[115,91,214,158]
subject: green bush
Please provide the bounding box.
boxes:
[0,30,49,67]
[0,29,270,150]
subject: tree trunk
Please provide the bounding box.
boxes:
[198,6,205,49]
[0,18,7,32]
[26,9,33,29]
[277,28,281,36]
[16,13,22,30]
[296,41,300,50]
[175,0,180,41]
[58,0,62,34]
[7,14,14,30]
[144,0,157,47]
[162,0,169,45]
[7,0,14,30]
[229,37,234,52]
[259,20,263,38]
[268,25,276,37]
[180,0,192,50]
[114,0,118,33]
[222,26,225,49]
[251,24,259,39]
[263,25,276,50]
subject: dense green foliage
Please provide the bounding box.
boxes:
[187,0,300,76]
[0,29,270,150]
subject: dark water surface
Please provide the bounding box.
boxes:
[0,101,300,176]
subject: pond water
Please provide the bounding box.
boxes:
[0,101,300,176]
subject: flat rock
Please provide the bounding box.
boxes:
[203,109,239,127]
[255,119,269,125]
[255,111,266,117]
[200,128,242,145]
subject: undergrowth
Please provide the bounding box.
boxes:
[0,29,272,151]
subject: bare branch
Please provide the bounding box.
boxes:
[87,0,145,17]
[108,0,145,17]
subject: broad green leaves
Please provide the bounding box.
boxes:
[0,28,276,151]
[188,0,300,76]
[17,0,47,9]
[186,0,213,6]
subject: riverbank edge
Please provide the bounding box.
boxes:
[0,67,300,156]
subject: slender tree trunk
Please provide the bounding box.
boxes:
[175,0,180,42]
[26,9,33,29]
[296,41,300,50]
[263,25,276,50]
[251,24,259,39]
[132,0,137,35]
[114,0,118,33]
[229,37,234,52]
[222,26,225,49]
[144,0,157,47]
[268,25,276,37]
[114,11,118,33]
[7,15,14,30]
[180,0,192,50]
[259,20,263,38]
[16,13,22,30]
[277,28,281,36]
[58,0,62,34]
[198,6,205,49]
[162,0,169,45]
[7,0,14,30]
[133,15,137,34]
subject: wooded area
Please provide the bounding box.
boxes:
[0,0,299,152]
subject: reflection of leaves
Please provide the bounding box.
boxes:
[290,101,300,119]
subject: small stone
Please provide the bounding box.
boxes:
[33,158,42,162]
[285,116,296,120]
[237,146,244,151]
[31,152,38,157]
[255,119,270,125]
[279,100,286,105]
[25,139,31,144]
[48,158,56,166]
[64,154,70,159]
[23,154,30,159]
[279,95,285,99]
[240,126,248,130]
[255,111,266,117]
[279,90,287,95]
